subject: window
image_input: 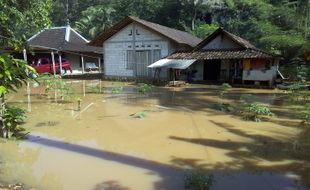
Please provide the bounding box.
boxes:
[127,50,134,70]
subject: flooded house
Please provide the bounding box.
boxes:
[151,28,280,86]
[89,16,201,79]
[27,26,103,74]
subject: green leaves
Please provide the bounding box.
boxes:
[0,0,52,49]
[137,83,153,94]
[184,170,214,190]
[75,5,116,39]
[0,54,37,95]
[244,103,274,122]
[0,86,7,96]
[130,112,146,119]
[3,106,28,139]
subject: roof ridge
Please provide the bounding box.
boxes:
[89,16,201,47]
[70,27,89,42]
[130,16,199,37]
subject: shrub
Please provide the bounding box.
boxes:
[184,170,214,190]
[300,103,310,127]
[43,76,73,101]
[111,86,123,94]
[137,83,153,94]
[243,103,274,122]
[3,106,28,138]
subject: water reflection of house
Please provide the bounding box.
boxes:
[89,16,201,79]
[150,28,280,87]
[27,26,103,74]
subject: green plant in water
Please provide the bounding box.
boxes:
[243,103,274,122]
[76,97,82,111]
[43,76,74,101]
[217,83,232,112]
[219,83,231,97]
[130,112,146,119]
[137,83,153,94]
[2,106,28,139]
[300,103,310,127]
[184,170,214,190]
[87,85,103,94]
[111,86,123,94]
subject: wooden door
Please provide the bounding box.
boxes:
[135,50,151,77]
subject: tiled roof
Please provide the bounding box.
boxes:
[194,28,256,51]
[167,49,274,60]
[89,16,201,47]
[28,28,67,49]
[61,42,102,53]
[27,26,102,53]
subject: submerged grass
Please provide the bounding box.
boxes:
[184,170,214,190]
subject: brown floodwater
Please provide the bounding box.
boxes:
[0,80,309,190]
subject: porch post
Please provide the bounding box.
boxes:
[173,69,175,86]
[59,53,63,75]
[81,55,85,74]
[51,51,56,76]
[98,57,101,73]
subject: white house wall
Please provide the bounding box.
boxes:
[65,53,80,71]
[104,23,171,78]
[203,35,242,50]
[242,66,277,81]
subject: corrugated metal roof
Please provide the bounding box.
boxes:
[89,16,201,47]
[148,58,197,69]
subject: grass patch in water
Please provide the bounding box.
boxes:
[184,170,214,190]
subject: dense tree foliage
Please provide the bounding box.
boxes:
[0,0,52,50]
[49,0,309,62]
[0,0,309,62]
[0,0,45,138]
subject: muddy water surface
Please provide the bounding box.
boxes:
[0,80,309,190]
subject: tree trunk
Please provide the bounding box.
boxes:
[0,94,5,138]
[192,9,197,31]
[0,118,3,138]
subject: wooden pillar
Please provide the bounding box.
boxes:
[51,51,56,76]
[59,53,63,75]
[81,55,85,74]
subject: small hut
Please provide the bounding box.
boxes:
[27,26,103,74]
[149,28,280,87]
